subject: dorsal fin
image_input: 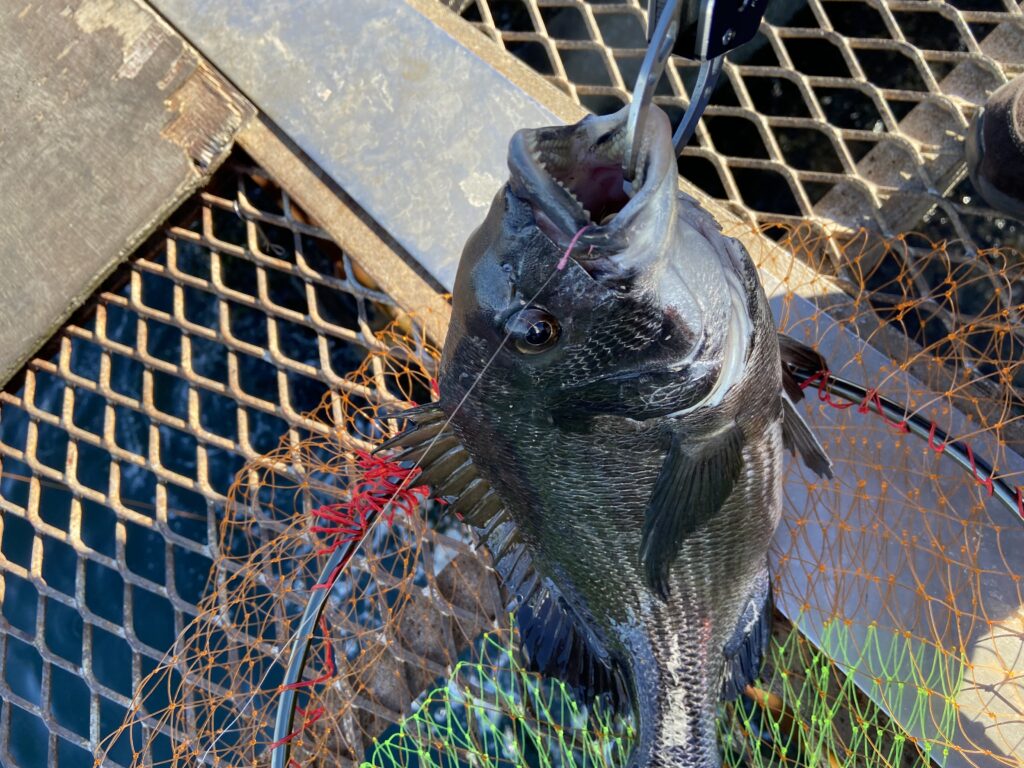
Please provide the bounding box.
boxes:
[778,332,828,403]
[378,404,621,703]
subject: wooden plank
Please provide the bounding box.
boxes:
[0,0,253,386]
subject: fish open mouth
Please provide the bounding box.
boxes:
[525,125,633,225]
[508,106,668,242]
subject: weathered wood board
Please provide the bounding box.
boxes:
[0,0,252,386]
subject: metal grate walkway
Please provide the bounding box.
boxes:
[2,2,1023,766]
[0,157,401,767]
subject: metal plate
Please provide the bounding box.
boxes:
[0,0,250,386]
[149,0,573,290]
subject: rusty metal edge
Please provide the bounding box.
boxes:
[0,1,255,387]
[237,115,453,346]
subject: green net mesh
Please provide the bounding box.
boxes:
[361,611,963,768]
[364,628,634,768]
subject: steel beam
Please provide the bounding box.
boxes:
[0,0,252,387]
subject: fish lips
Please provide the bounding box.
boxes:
[506,105,675,261]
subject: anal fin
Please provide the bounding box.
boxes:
[721,568,772,701]
[781,396,833,479]
[517,588,624,705]
[484,515,622,703]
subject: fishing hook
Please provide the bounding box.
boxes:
[671,55,725,153]
[623,0,684,186]
[624,0,771,186]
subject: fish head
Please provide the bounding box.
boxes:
[440,104,762,421]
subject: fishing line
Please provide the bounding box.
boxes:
[198,251,569,766]
[263,245,579,768]
[247,234,1022,766]
[266,363,1023,765]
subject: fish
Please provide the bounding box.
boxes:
[382,103,833,767]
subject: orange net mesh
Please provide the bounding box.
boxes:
[98,225,1023,768]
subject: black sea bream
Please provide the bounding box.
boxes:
[385,105,832,767]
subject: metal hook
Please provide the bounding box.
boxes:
[622,0,683,185]
[671,54,724,152]
[625,0,759,185]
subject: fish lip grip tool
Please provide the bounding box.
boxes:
[623,0,771,187]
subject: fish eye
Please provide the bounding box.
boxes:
[505,308,561,354]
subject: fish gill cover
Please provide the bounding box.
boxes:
[94,220,1023,768]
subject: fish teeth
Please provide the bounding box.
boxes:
[528,134,589,216]
[553,177,585,211]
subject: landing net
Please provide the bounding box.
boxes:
[100,228,1023,768]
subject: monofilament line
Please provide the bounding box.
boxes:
[203,237,585,767]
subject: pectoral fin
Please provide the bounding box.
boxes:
[781,396,833,479]
[640,425,745,600]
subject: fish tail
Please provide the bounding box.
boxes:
[634,709,720,767]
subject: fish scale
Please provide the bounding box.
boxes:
[384,104,831,767]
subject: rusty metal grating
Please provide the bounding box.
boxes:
[0,156,427,767]
[456,0,1024,255]
[451,0,1024,410]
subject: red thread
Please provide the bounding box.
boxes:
[964,444,995,498]
[858,389,908,432]
[310,560,346,592]
[800,370,855,410]
[281,616,337,691]
[802,368,1018,515]
[269,731,297,750]
[310,451,430,557]
[296,706,325,724]
[797,370,826,390]
[430,378,440,398]
[268,701,327,749]
[557,225,592,270]
[273,451,444,760]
